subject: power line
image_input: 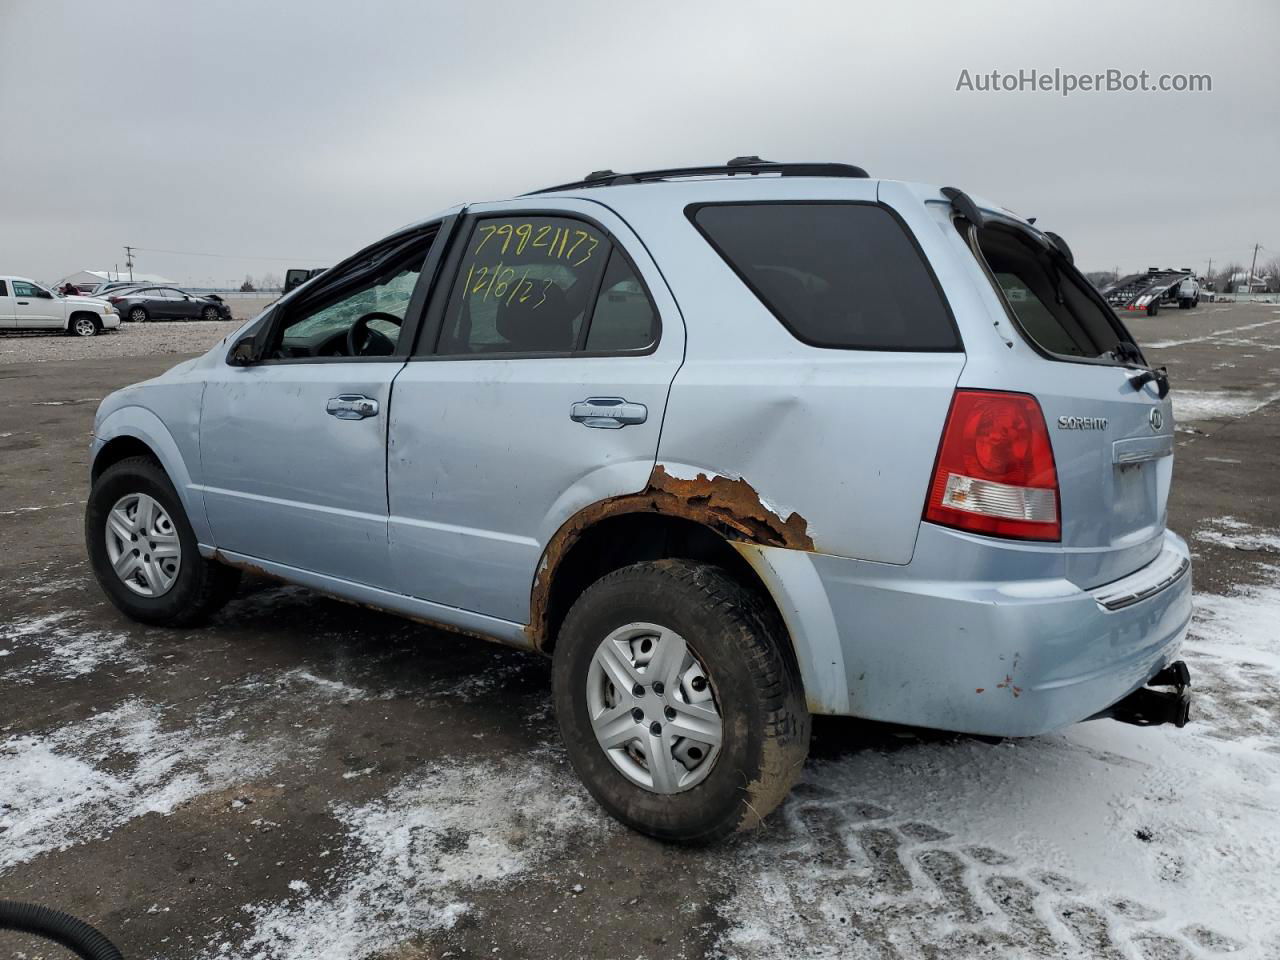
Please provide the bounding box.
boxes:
[126,244,332,263]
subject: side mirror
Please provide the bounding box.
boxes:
[183,295,191,301]
[228,335,260,366]
[38,290,53,299]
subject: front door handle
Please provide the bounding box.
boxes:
[326,394,379,420]
[570,397,647,429]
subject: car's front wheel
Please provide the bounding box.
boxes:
[552,559,810,843]
[201,306,219,322]
[69,315,100,337]
[86,456,240,626]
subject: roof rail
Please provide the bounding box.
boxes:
[525,156,870,195]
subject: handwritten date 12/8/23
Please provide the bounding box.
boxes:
[463,262,556,309]
[473,221,600,266]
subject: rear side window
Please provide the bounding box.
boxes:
[689,202,960,351]
[438,216,609,355]
[585,249,656,352]
[436,216,657,356]
[970,224,1129,360]
[0,281,7,296]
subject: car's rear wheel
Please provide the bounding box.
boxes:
[128,307,148,323]
[201,306,219,322]
[1147,301,1160,316]
[552,559,810,843]
[86,456,240,626]
[70,315,99,337]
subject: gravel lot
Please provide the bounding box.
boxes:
[1,302,1278,959]
[0,320,244,364]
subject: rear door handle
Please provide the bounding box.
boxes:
[326,394,379,420]
[570,397,647,429]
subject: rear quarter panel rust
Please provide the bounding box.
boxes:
[524,464,813,649]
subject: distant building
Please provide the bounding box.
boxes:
[1229,271,1268,293]
[54,269,176,290]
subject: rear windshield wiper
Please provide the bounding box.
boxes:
[1107,341,1170,398]
[1128,364,1170,398]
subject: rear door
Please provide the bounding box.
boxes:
[962,219,1173,587]
[386,200,684,624]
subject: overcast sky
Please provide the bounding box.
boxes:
[1,0,1276,286]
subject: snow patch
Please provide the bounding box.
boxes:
[0,699,291,874]
[1196,516,1280,554]
[205,758,605,960]
[0,611,144,681]
[1173,389,1280,422]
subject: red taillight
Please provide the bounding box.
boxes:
[924,390,1061,541]
[108,296,123,304]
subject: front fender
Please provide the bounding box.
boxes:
[93,404,212,544]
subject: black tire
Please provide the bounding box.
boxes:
[201,306,219,322]
[67,314,100,337]
[1179,298,1191,309]
[1146,301,1160,316]
[1193,295,1200,307]
[128,306,148,323]
[552,559,810,843]
[85,456,240,626]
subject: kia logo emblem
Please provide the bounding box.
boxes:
[1150,407,1164,432]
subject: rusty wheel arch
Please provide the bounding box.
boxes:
[524,464,812,650]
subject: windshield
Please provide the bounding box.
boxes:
[966,221,1139,363]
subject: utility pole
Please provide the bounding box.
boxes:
[123,245,135,283]
[1247,243,1260,296]
[1205,258,1212,282]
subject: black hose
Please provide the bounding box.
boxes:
[0,900,124,960]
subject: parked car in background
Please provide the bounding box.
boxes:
[84,280,152,298]
[0,276,120,336]
[108,286,232,322]
[85,160,1191,842]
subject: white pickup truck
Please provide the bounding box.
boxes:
[0,276,120,336]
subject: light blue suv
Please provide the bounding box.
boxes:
[85,159,1192,842]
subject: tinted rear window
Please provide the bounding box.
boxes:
[689,203,960,351]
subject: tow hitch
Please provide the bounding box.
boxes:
[1091,660,1191,728]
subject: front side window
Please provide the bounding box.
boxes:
[11,280,40,297]
[269,232,433,359]
[437,216,612,355]
[690,202,960,351]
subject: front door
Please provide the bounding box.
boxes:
[10,280,62,328]
[387,201,685,624]
[198,224,441,587]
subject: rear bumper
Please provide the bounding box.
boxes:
[784,527,1192,736]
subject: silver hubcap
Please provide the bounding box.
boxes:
[586,622,722,794]
[75,318,95,336]
[104,493,182,597]
[130,309,145,321]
